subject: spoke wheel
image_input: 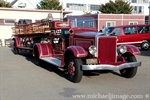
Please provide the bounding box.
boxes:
[67,56,83,83]
[120,55,137,78]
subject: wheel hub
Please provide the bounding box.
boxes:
[143,43,149,49]
[68,60,75,77]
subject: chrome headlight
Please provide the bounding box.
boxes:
[89,45,97,55]
[119,45,127,54]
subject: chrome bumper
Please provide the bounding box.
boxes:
[82,62,141,71]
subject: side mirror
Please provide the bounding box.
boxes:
[109,32,116,36]
[105,30,110,36]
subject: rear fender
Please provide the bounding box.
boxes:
[125,45,141,55]
[13,38,22,47]
[66,46,88,58]
[33,43,53,58]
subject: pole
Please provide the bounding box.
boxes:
[61,0,63,20]
[149,2,150,24]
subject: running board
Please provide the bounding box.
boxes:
[40,57,61,67]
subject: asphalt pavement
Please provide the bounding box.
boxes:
[0,47,150,100]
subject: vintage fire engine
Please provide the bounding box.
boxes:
[12,18,142,83]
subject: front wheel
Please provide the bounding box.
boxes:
[67,56,83,83]
[120,55,138,78]
[141,41,150,50]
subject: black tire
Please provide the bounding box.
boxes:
[35,57,42,66]
[67,56,83,83]
[120,55,137,78]
[14,47,19,54]
[141,42,150,50]
[38,59,45,66]
[34,48,42,66]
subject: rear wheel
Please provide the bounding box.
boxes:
[67,56,83,83]
[14,47,19,54]
[120,55,137,78]
[35,57,43,66]
[141,41,150,50]
[13,40,19,54]
[34,47,42,66]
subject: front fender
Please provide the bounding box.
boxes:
[66,46,88,58]
[118,45,141,55]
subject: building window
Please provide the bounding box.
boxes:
[129,21,138,25]
[89,22,94,27]
[0,19,4,24]
[4,19,15,24]
[66,3,86,11]
[69,17,95,28]
[143,0,149,3]
[89,4,100,11]
[145,21,149,24]
[132,6,143,14]
[106,21,116,27]
[67,3,69,8]
[132,0,137,3]
[139,6,142,13]
[134,6,137,11]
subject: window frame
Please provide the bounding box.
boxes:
[106,21,116,27]
[123,26,137,35]
[138,25,150,34]
[129,21,138,25]
[4,19,15,25]
[112,28,122,36]
[0,19,4,25]
[132,0,137,3]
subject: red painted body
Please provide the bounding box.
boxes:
[34,43,53,58]
[66,46,88,58]
[12,19,141,68]
[98,37,117,64]
[104,24,150,47]
[125,45,141,55]
[11,18,142,83]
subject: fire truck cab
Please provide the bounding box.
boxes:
[12,19,142,83]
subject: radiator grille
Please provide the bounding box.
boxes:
[98,36,117,64]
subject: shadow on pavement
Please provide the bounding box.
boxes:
[140,50,150,57]
[10,49,70,82]
[9,47,146,82]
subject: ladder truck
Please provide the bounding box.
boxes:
[12,18,142,83]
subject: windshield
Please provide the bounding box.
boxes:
[61,29,70,39]
[103,27,115,34]
[68,17,95,28]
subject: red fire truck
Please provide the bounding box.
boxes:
[12,19,142,83]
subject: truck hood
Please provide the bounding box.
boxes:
[74,32,105,38]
